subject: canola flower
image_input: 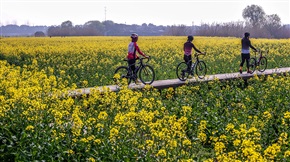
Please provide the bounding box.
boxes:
[1,36,289,87]
[0,37,290,161]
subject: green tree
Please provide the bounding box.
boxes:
[61,20,73,28]
[60,20,73,36]
[242,4,265,28]
[84,20,105,35]
[264,14,281,37]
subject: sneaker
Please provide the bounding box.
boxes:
[239,69,242,74]
[247,70,252,74]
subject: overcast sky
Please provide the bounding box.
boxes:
[1,0,289,26]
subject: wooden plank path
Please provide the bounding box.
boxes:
[68,67,290,97]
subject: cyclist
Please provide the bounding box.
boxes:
[127,33,149,80]
[183,35,205,72]
[239,32,257,74]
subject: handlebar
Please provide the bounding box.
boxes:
[194,52,206,57]
[139,56,151,63]
[254,49,269,56]
[254,49,268,53]
[123,56,151,63]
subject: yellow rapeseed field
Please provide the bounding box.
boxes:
[1,36,289,87]
[0,36,290,161]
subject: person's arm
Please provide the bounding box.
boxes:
[249,40,257,51]
[134,42,147,57]
[192,43,202,53]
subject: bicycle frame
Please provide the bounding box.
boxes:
[187,53,204,72]
[114,56,155,85]
[248,49,268,73]
[255,50,268,65]
[128,57,149,75]
[176,52,207,81]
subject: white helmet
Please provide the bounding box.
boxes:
[131,33,138,38]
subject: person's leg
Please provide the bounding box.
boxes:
[239,53,245,73]
[245,54,251,73]
[128,59,136,75]
[184,55,192,71]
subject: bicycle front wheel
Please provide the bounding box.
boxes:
[139,65,155,85]
[195,61,207,79]
[257,57,267,72]
[114,66,131,85]
[176,62,189,81]
[248,58,256,74]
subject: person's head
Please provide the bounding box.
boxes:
[244,32,250,38]
[131,33,138,42]
[187,35,194,42]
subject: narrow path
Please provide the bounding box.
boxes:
[68,67,290,97]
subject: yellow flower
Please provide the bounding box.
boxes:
[113,73,121,80]
[198,132,207,143]
[263,111,272,119]
[182,106,192,114]
[156,149,167,157]
[284,111,290,119]
[169,140,177,148]
[284,150,290,158]
[182,139,192,146]
[66,149,74,155]
[25,125,34,131]
[214,142,225,154]
[146,140,154,148]
[263,143,281,160]
[278,132,288,145]
[88,157,95,162]
[110,127,119,142]
[226,123,235,132]
[199,120,207,130]
[98,111,108,120]
[233,139,241,147]
[94,139,101,145]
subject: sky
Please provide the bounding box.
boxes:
[1,0,289,26]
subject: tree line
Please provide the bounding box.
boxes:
[1,5,289,38]
[46,5,289,38]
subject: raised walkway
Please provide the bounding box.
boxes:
[68,67,290,97]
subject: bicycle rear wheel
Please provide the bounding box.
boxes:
[114,66,131,85]
[257,57,267,72]
[195,61,207,79]
[139,65,155,85]
[248,58,256,74]
[176,62,189,81]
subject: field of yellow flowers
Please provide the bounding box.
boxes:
[1,36,290,87]
[0,36,290,161]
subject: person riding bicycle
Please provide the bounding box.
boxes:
[127,33,149,80]
[183,35,205,72]
[239,32,257,74]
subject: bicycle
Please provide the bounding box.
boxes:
[176,52,207,81]
[248,49,268,74]
[114,57,155,85]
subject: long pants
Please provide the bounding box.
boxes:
[240,53,250,69]
[184,55,192,71]
[128,59,136,74]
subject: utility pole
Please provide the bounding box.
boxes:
[105,7,107,22]
[104,6,107,36]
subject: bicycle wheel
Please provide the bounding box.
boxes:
[139,65,155,85]
[176,62,189,81]
[195,61,207,79]
[248,58,256,74]
[257,57,267,72]
[114,66,132,84]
